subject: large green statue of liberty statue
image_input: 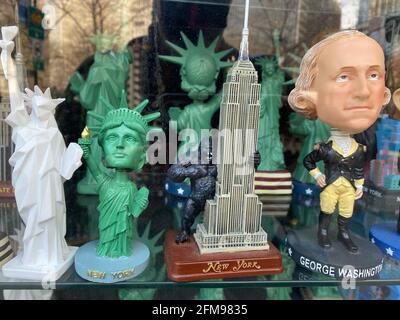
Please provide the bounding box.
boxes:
[70,32,132,194]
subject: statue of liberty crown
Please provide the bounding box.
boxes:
[87,91,160,136]
[159,30,232,70]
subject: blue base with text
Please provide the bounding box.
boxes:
[74,240,150,283]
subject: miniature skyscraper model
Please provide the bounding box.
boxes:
[194,1,268,253]
[164,0,283,282]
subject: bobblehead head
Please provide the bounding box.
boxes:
[289,30,391,134]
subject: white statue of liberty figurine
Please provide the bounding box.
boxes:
[0,26,82,280]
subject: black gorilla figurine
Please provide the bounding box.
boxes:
[168,139,260,244]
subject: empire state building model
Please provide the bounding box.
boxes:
[194,1,269,254]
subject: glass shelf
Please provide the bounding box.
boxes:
[0,171,399,292]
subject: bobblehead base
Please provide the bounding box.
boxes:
[2,246,77,281]
[74,240,149,283]
[286,227,384,279]
[164,230,283,282]
[369,223,400,261]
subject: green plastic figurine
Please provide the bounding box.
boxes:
[78,94,160,257]
[289,113,331,184]
[160,31,232,156]
[71,32,132,195]
[255,30,295,171]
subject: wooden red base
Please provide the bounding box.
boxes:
[164,230,283,282]
[0,181,14,198]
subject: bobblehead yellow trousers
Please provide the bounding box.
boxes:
[320,177,356,218]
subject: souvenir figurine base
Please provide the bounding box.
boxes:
[2,246,77,281]
[74,240,150,283]
[165,178,191,198]
[370,223,400,261]
[0,181,14,198]
[286,228,384,279]
[164,230,283,282]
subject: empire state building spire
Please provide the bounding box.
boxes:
[239,0,250,61]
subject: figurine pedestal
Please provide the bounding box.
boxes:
[164,230,283,282]
[369,223,400,261]
[74,240,149,283]
[286,228,384,279]
[2,246,77,281]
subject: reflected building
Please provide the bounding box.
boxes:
[46,0,153,91]
[223,0,340,56]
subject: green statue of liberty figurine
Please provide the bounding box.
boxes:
[74,92,161,283]
[160,31,232,157]
[70,32,132,195]
[255,30,295,171]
